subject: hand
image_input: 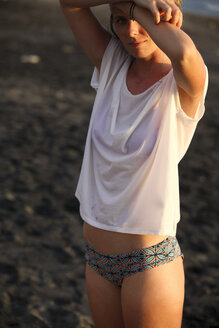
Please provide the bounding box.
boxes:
[134,0,183,26]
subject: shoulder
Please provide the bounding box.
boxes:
[91,37,130,90]
[99,37,130,71]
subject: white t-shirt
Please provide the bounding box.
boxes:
[75,37,208,236]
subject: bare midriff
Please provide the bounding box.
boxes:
[83,222,169,255]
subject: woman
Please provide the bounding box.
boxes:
[60,1,208,327]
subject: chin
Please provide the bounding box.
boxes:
[130,49,152,59]
[134,52,149,59]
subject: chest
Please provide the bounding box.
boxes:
[126,66,171,96]
[92,77,162,156]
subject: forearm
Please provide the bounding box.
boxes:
[120,2,195,64]
[60,0,126,8]
[135,5,193,63]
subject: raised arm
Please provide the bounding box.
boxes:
[59,0,125,70]
[115,1,206,118]
[61,0,121,6]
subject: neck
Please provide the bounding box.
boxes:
[131,50,171,81]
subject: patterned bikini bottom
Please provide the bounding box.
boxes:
[84,235,184,288]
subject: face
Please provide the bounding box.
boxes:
[112,7,158,59]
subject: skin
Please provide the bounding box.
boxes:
[111,5,173,95]
[59,0,206,326]
[111,2,206,117]
[134,0,183,25]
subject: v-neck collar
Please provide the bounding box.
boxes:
[124,57,173,97]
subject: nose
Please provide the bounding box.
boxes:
[127,20,139,38]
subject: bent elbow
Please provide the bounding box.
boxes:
[177,39,196,66]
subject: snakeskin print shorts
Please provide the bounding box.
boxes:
[84,236,184,288]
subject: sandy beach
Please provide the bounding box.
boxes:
[0,0,218,327]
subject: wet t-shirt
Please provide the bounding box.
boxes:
[75,37,208,236]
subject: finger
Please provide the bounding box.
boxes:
[159,4,172,21]
[155,11,161,24]
[163,7,172,21]
[176,12,183,28]
[154,9,161,24]
[147,1,161,24]
[170,7,181,25]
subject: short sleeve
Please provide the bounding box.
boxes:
[90,37,129,90]
[176,65,209,124]
[175,65,209,162]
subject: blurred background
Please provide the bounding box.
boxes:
[0,0,218,327]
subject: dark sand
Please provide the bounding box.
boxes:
[0,0,218,327]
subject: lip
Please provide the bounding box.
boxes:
[129,40,146,47]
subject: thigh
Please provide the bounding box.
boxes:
[85,263,125,328]
[121,256,185,328]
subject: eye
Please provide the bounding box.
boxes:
[115,17,128,25]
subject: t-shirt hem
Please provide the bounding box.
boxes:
[80,211,177,237]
